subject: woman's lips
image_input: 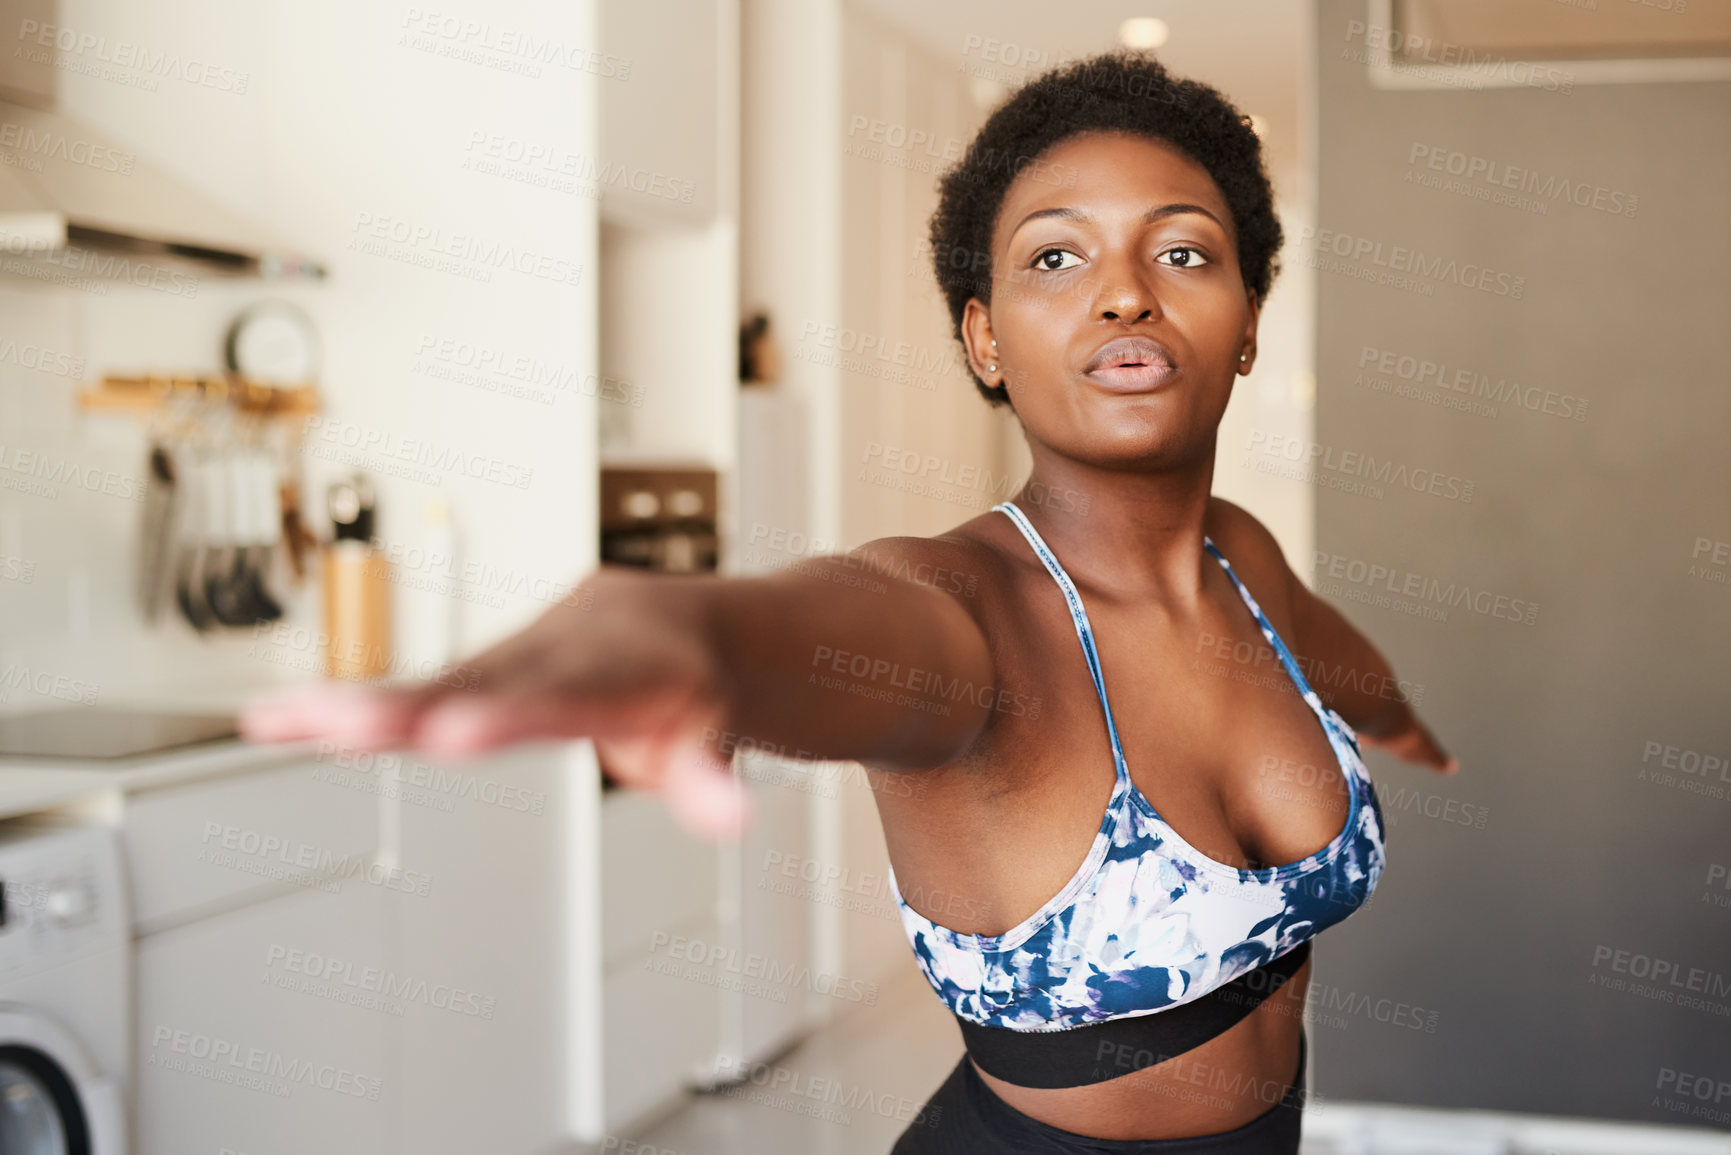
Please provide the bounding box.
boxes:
[1084,362,1179,392]
[1082,335,1179,393]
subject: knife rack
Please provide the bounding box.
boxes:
[77,373,321,418]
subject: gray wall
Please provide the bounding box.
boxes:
[1309,0,1731,1123]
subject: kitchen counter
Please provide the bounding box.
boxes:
[0,737,320,821]
[0,679,348,821]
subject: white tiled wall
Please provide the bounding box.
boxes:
[0,0,602,710]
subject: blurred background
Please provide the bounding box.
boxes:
[0,0,1727,1152]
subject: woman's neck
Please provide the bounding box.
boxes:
[1013,444,1218,604]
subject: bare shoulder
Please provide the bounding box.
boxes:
[836,521,1026,770]
[1202,496,1304,619]
[839,516,1018,620]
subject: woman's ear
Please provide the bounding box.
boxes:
[1237,295,1261,375]
[961,298,1000,387]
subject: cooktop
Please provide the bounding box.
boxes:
[0,708,239,760]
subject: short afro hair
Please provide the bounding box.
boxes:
[927,51,1283,408]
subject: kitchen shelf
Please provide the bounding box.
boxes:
[77,374,320,418]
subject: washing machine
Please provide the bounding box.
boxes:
[0,821,129,1155]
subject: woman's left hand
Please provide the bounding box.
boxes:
[1358,714,1458,774]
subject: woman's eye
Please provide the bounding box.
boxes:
[1032,248,1083,271]
[1158,246,1208,268]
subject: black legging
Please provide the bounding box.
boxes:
[890,1028,1306,1154]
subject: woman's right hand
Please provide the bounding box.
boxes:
[238,567,752,838]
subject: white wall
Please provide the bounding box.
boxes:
[837,9,1014,547]
[828,4,1020,992]
[0,0,600,711]
[1210,192,1317,576]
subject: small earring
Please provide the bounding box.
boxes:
[988,363,998,372]
[991,339,998,348]
[1239,353,1249,363]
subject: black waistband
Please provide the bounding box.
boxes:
[956,939,1312,1089]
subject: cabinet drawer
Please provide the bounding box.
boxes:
[124,760,381,931]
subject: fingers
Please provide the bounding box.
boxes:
[410,691,605,759]
[236,614,564,752]
[239,682,437,748]
[591,703,751,841]
[1413,722,1458,775]
[658,734,753,841]
[1358,720,1458,775]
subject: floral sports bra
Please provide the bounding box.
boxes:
[886,500,1388,1087]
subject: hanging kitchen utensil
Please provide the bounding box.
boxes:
[237,451,284,622]
[204,447,253,627]
[279,474,314,582]
[174,452,218,632]
[135,441,181,624]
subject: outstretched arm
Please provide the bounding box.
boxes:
[239,539,998,836]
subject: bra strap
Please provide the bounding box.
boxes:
[1201,537,1328,711]
[993,501,1131,785]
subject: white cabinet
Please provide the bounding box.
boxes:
[388,744,574,1155]
[724,748,818,1068]
[599,789,723,1130]
[126,757,391,1155]
[133,882,392,1155]
[601,790,720,974]
[602,903,723,1128]
[596,0,739,470]
[599,0,724,229]
[587,0,761,1127]
[126,745,584,1155]
[122,759,379,933]
[118,737,809,1149]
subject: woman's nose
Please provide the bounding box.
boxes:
[1089,260,1161,323]
[1100,299,1154,323]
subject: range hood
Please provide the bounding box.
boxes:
[0,100,323,279]
[0,0,322,281]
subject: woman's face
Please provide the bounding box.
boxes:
[963,130,1259,473]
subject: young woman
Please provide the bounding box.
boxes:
[243,51,1454,1155]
